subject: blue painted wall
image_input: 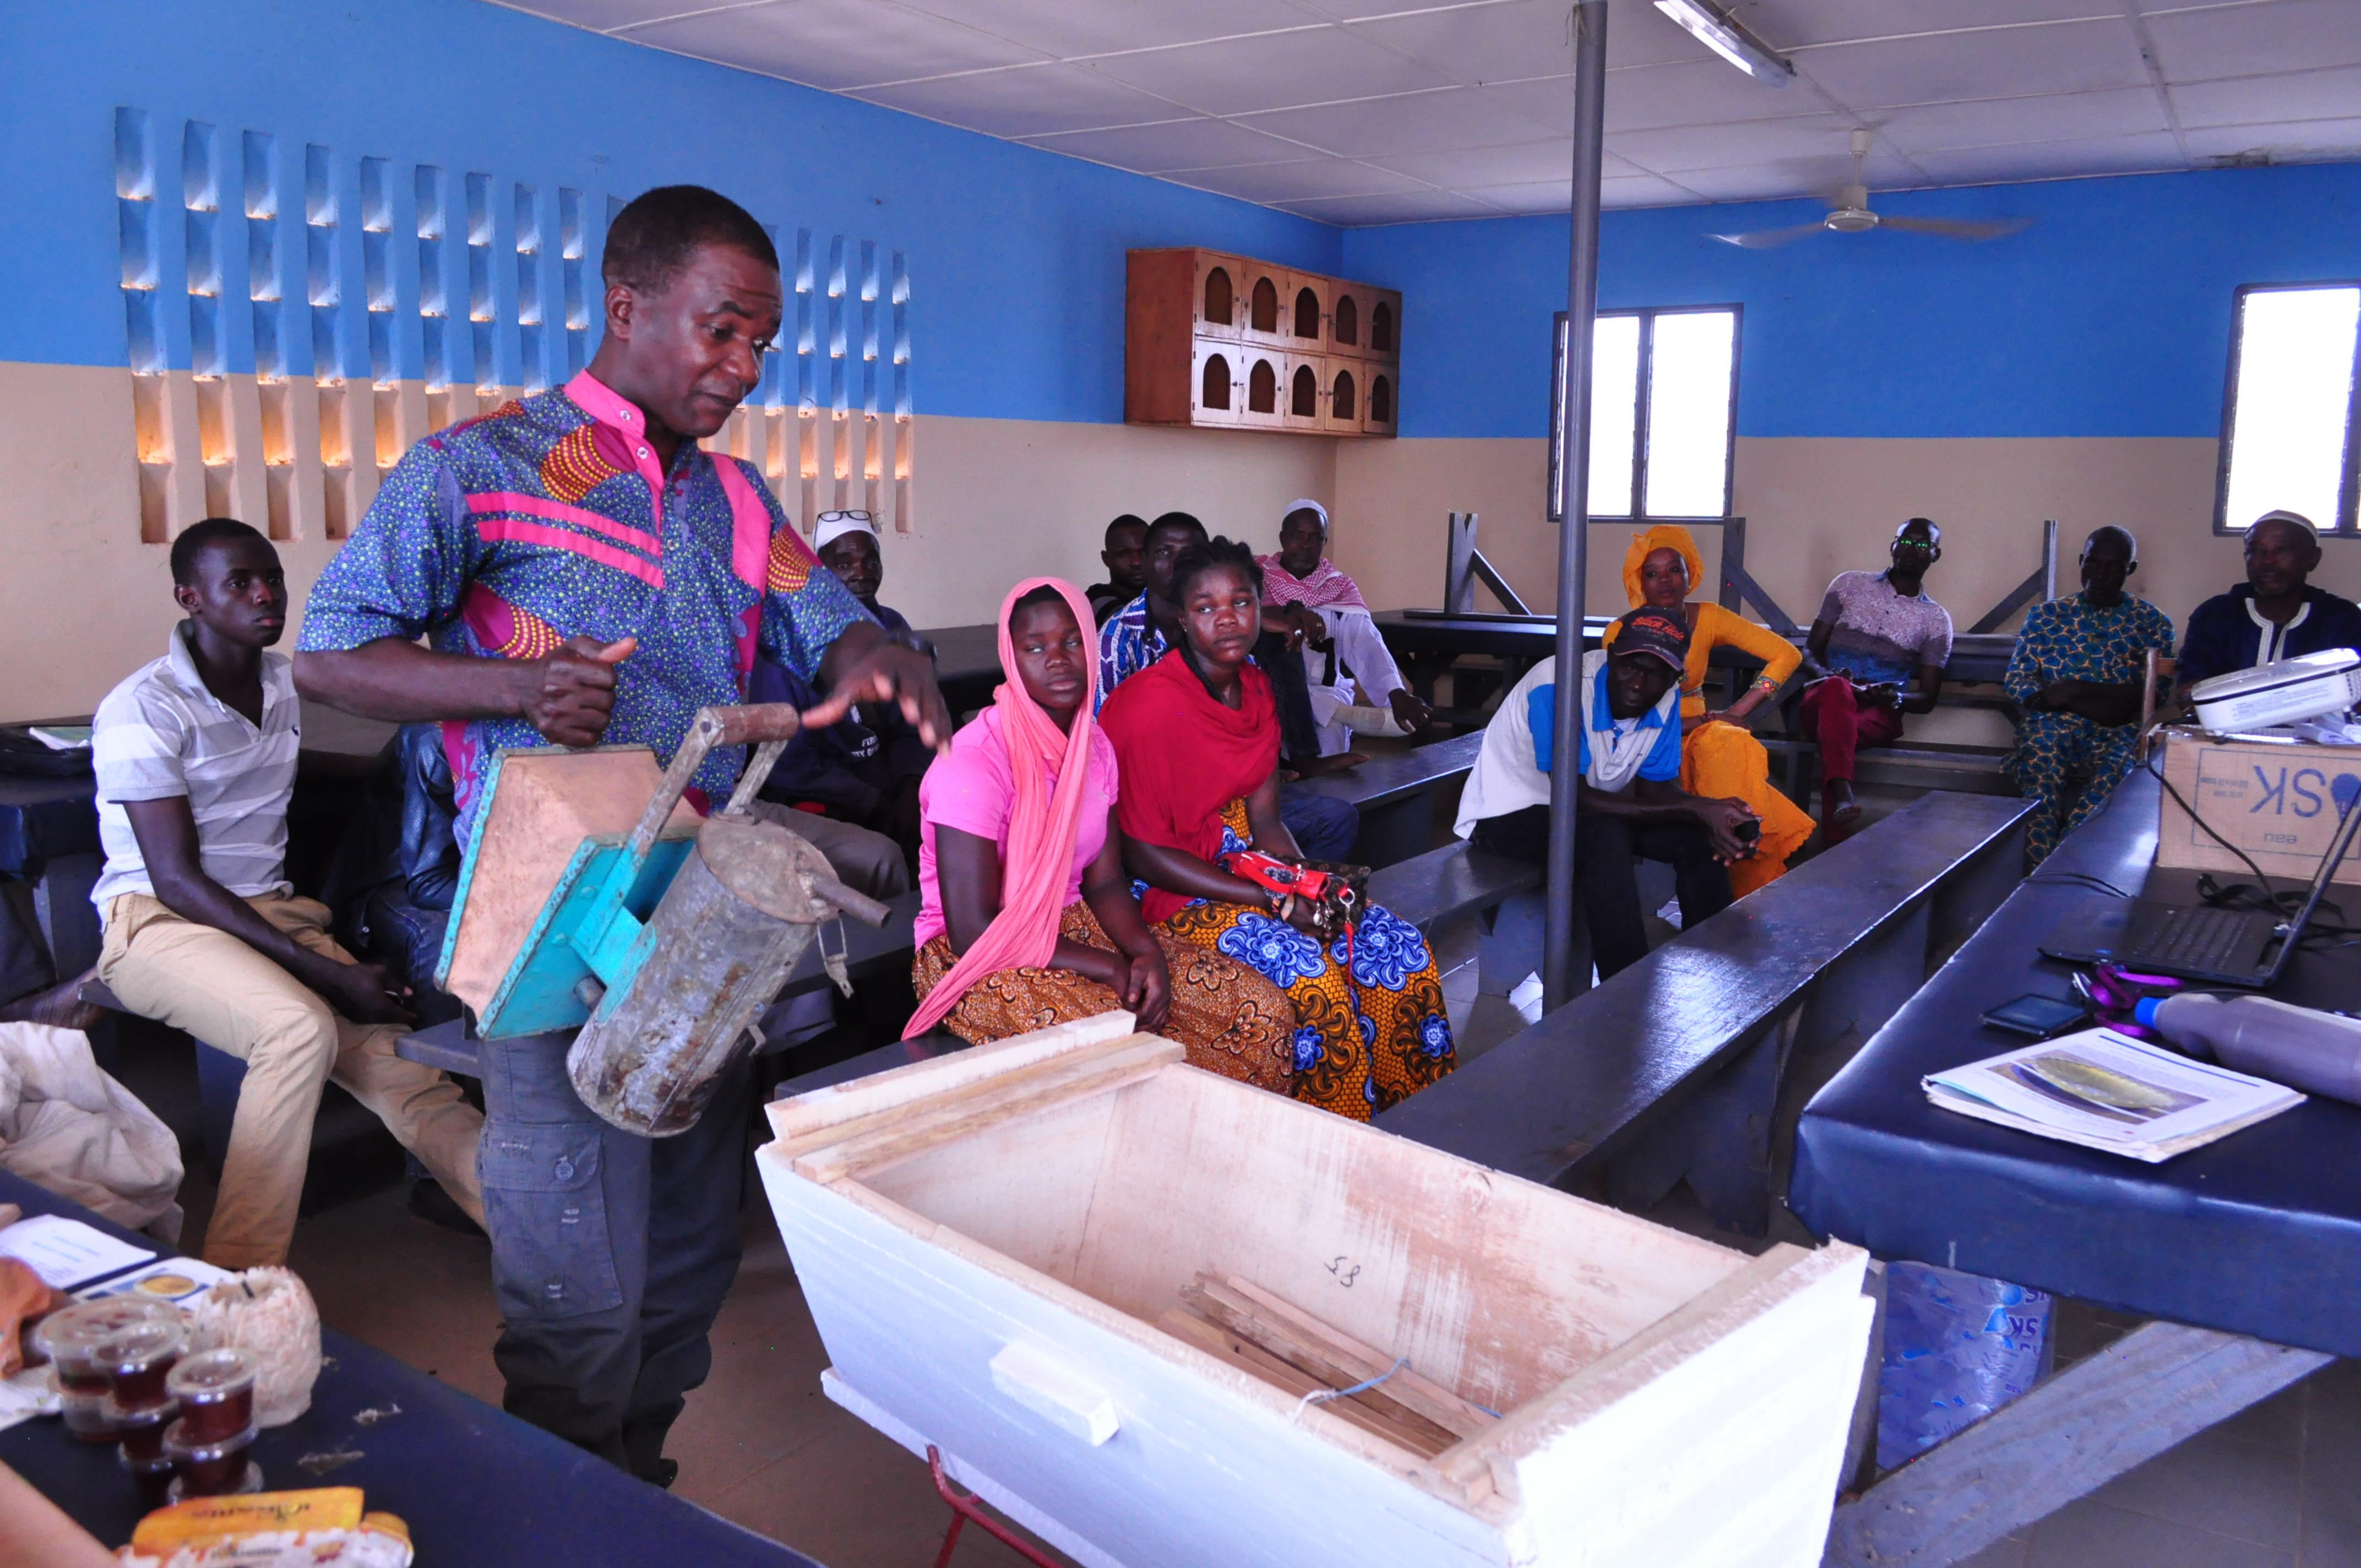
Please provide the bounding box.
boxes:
[0,0,1337,424]
[1342,164,2361,442]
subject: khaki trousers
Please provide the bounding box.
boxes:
[98,893,485,1270]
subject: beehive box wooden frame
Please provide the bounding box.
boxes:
[759,1014,1873,1568]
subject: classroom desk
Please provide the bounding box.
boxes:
[1790,767,2348,1565]
[1792,766,2361,1356]
[0,1169,823,1567]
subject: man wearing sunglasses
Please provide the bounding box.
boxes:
[292,186,951,1490]
[1798,518,1954,842]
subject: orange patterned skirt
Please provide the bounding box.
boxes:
[910,901,1296,1092]
[1153,801,1455,1121]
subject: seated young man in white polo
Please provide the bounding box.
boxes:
[91,518,483,1269]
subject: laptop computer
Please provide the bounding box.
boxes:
[2107,785,2361,988]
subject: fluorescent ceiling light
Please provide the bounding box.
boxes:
[1653,0,1794,86]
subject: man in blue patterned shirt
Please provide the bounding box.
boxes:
[2004,526,2173,863]
[295,186,947,1487]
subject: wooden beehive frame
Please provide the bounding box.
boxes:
[763,1014,1872,1559]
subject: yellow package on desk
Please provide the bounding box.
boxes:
[121,1488,412,1566]
[2156,726,2361,887]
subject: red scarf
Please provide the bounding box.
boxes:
[1098,649,1279,924]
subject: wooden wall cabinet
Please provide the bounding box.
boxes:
[1129,248,1401,439]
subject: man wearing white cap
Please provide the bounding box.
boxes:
[1259,501,1432,756]
[812,510,920,641]
[2177,510,2361,694]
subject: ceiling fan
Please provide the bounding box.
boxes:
[1707,132,2034,249]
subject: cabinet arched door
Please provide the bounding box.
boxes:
[1194,252,1244,341]
[1367,289,1402,360]
[1283,356,1324,432]
[1286,272,1329,349]
[1324,362,1361,434]
[1191,340,1242,425]
[1239,350,1285,428]
[1362,366,1397,435]
[1238,263,1290,348]
[1329,287,1364,353]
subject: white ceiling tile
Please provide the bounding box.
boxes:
[2147,0,2361,83]
[1598,172,1715,207]
[1366,138,1590,186]
[1168,157,1434,202]
[2182,115,2361,162]
[1611,115,1863,173]
[1902,130,2188,182]
[1734,0,2121,50]
[850,62,1191,136]
[621,0,1048,90]
[1084,26,1457,117]
[1020,117,1315,172]
[1276,188,1504,224]
[1875,88,2169,152]
[1666,164,1842,201]
[1239,85,1565,156]
[500,0,693,30]
[1345,0,1700,85]
[2173,64,2361,127]
[1483,62,1813,138]
[1796,20,2151,107]
[892,0,1328,58]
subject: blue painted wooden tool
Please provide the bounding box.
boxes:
[437,705,806,1040]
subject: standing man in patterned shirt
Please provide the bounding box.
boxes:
[294,186,949,1488]
[1799,518,1955,841]
[2004,527,2173,863]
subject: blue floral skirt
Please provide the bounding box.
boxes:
[1155,803,1455,1120]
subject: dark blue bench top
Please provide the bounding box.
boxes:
[1376,790,2033,1187]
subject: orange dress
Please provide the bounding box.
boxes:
[1608,526,1814,897]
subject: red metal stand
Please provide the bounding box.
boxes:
[927,1445,1063,1568]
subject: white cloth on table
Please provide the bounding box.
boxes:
[0,1022,183,1235]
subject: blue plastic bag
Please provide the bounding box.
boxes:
[1875,1261,2052,1471]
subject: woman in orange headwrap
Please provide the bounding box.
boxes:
[1604,525,1814,896]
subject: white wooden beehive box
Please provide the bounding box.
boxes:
[758,1014,1873,1568]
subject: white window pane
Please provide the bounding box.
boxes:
[1644,309,1736,518]
[2224,286,2358,531]
[1586,314,1641,518]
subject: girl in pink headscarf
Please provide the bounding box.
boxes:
[905,578,1294,1092]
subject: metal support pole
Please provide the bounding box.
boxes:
[1543,0,1609,1011]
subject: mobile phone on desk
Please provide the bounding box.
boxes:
[1982,993,2094,1039]
[2037,941,2118,966]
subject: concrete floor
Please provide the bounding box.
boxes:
[142,776,2352,1568]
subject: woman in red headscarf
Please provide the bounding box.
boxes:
[906,578,1293,1092]
[1099,538,1455,1121]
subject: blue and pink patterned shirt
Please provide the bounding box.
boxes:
[297,371,873,826]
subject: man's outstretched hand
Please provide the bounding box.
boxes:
[524,636,635,748]
[802,639,954,753]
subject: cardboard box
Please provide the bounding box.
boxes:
[2156,727,2361,886]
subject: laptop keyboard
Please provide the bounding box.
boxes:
[2141,907,2254,972]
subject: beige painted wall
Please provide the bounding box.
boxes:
[0,362,1339,721]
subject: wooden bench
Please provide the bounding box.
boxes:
[1759,735,2017,803]
[1364,840,1539,934]
[1374,790,2034,1237]
[1292,731,1482,868]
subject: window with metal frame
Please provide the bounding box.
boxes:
[1548,305,1739,523]
[2215,281,2361,535]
